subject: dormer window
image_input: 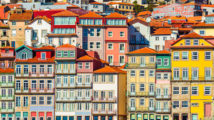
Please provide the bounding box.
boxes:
[22,52,27,60]
[193,40,199,45]
[185,40,190,45]
[41,52,46,60]
[5,49,9,53]
[38,19,42,24]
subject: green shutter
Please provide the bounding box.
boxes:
[1,114,6,118]
[156,115,161,119]
[150,114,154,119]
[143,114,148,119]
[8,114,13,117]
[23,112,28,117]
[131,114,135,119]
[16,112,21,117]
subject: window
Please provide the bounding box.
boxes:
[90,28,94,36]
[163,37,167,40]
[40,65,44,74]
[101,75,105,82]
[131,57,136,63]
[193,40,199,45]
[12,21,16,25]
[39,97,44,105]
[185,40,190,45]
[156,73,161,79]
[24,65,28,74]
[2,76,6,83]
[90,42,94,49]
[96,42,100,48]
[173,101,179,108]
[205,52,211,60]
[130,70,135,76]
[97,28,101,36]
[140,84,144,91]
[47,97,52,104]
[85,62,90,69]
[78,63,82,69]
[182,68,188,80]
[182,52,188,60]
[47,65,52,74]
[192,52,198,60]
[205,68,211,80]
[149,56,154,63]
[182,101,188,107]
[192,68,198,80]
[59,37,63,46]
[12,29,16,36]
[31,80,36,90]
[109,75,113,82]
[164,74,168,79]
[200,30,205,35]
[16,80,21,90]
[140,70,145,77]
[70,51,75,57]
[140,99,144,106]
[120,32,124,37]
[16,65,21,75]
[173,68,180,80]
[108,43,113,49]
[23,96,28,106]
[204,86,211,95]
[57,51,62,57]
[108,56,113,65]
[155,37,159,41]
[31,97,36,105]
[192,87,198,95]
[108,31,113,37]
[8,76,13,83]
[149,70,154,77]
[130,84,135,93]
[16,97,21,107]
[39,80,44,90]
[32,65,36,74]
[119,44,125,52]
[41,53,46,60]
[182,87,188,94]
[157,58,161,65]
[173,87,179,94]
[155,45,160,51]
[24,80,28,90]
[48,38,52,44]
[63,51,68,57]
[173,52,179,60]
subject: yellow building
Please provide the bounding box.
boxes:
[125,47,157,120]
[107,2,134,15]
[171,32,214,120]
[193,22,214,36]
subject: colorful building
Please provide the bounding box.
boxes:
[93,66,127,120]
[15,45,55,120]
[171,32,214,120]
[105,12,128,66]
[125,47,157,120]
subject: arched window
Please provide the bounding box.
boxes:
[21,52,27,59]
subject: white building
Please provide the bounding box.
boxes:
[25,16,51,47]
[46,34,78,47]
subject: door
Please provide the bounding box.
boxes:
[205,103,211,117]
[85,116,89,120]
[94,116,98,120]
[192,114,198,120]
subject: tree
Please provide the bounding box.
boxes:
[133,1,144,14]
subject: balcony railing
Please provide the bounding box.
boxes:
[155,95,171,99]
[16,72,54,77]
[56,82,92,88]
[0,82,14,87]
[0,108,14,113]
[126,63,156,68]
[92,109,116,115]
[127,91,155,97]
[56,96,92,102]
[128,107,154,112]
[171,77,214,81]
[155,108,170,113]
[92,96,117,102]
[0,95,14,100]
[29,88,55,93]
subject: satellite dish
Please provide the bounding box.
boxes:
[146,17,151,23]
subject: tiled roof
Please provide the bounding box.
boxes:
[150,21,171,28]
[108,2,133,5]
[94,65,126,74]
[52,10,78,17]
[9,10,33,21]
[127,47,157,54]
[0,68,14,73]
[206,14,214,17]
[57,44,76,48]
[153,28,171,35]
[158,50,170,54]
[187,16,202,22]
[15,57,55,63]
[6,4,21,9]
[35,46,55,51]
[137,11,151,16]
[170,16,186,20]
[90,1,102,4]
[0,21,9,28]
[0,46,14,49]
[31,16,51,24]
[33,9,64,19]
[77,55,95,61]
[178,28,192,31]
[105,12,126,18]
[181,32,202,38]
[25,26,33,29]
[192,22,214,27]
[100,59,109,64]
[79,11,103,18]
[53,2,70,5]
[201,4,214,7]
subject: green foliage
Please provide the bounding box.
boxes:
[133,1,144,14]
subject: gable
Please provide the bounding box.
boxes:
[172,38,213,47]
[16,47,33,59]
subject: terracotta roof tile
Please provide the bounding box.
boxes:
[35,46,55,51]
[15,57,55,63]
[57,44,76,48]
[105,12,126,18]
[0,68,14,73]
[206,14,214,17]
[181,32,202,38]
[0,46,14,49]
[94,65,126,74]
[201,4,214,7]
[108,2,133,5]
[0,21,9,28]
[79,11,103,18]
[193,22,214,27]
[153,28,171,35]
[127,47,157,54]
[6,4,21,9]
[53,2,70,5]
[25,26,33,29]
[77,55,95,61]
[137,11,151,16]
[158,50,170,54]
[52,10,78,17]
[9,10,33,21]
[100,59,109,64]
[31,16,51,24]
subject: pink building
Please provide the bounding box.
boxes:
[105,12,128,66]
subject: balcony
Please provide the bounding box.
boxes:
[0,82,14,87]
[92,109,116,115]
[0,108,14,113]
[0,95,14,100]
[155,108,170,113]
[171,77,214,82]
[16,72,55,78]
[127,91,155,97]
[56,96,92,102]
[92,96,117,103]
[76,83,92,88]
[29,88,55,94]
[128,107,151,112]
[155,95,171,100]
[126,63,156,69]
